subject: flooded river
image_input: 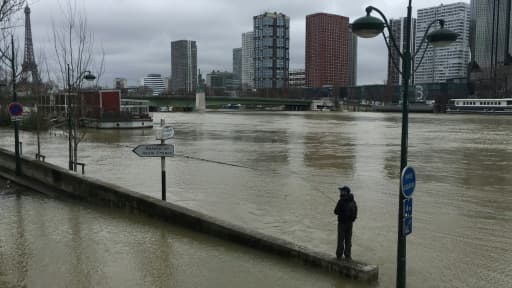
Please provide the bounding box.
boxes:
[1,111,512,287]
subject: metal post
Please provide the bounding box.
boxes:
[160,118,166,201]
[396,1,412,287]
[11,35,21,176]
[67,63,73,170]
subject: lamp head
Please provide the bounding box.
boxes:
[351,8,385,38]
[84,73,96,81]
[427,20,459,48]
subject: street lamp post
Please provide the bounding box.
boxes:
[66,64,96,171]
[10,35,21,176]
[351,2,458,287]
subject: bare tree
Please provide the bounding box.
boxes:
[0,0,25,106]
[0,0,24,25]
[51,0,102,172]
[0,0,24,57]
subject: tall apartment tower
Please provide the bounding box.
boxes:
[306,13,350,88]
[253,12,290,89]
[470,0,512,77]
[232,48,242,89]
[233,48,242,80]
[171,40,197,94]
[387,18,417,85]
[415,3,471,84]
[241,31,254,90]
[348,27,358,86]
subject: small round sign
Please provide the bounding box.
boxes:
[8,102,23,116]
[401,166,416,198]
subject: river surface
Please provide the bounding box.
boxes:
[1,111,512,287]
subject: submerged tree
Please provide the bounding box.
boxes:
[52,0,103,172]
[0,0,26,108]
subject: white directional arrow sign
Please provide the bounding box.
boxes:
[156,126,174,140]
[133,144,175,157]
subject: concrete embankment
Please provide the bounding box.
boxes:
[0,148,378,282]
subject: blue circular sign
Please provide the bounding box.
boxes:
[401,166,416,198]
[8,102,23,116]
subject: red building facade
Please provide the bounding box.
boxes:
[306,13,350,88]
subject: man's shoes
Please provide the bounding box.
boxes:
[344,256,352,261]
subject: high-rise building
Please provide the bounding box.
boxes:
[114,78,127,89]
[241,31,254,90]
[232,48,242,90]
[171,40,197,94]
[206,70,238,96]
[387,18,416,85]
[143,74,166,96]
[289,69,306,88]
[415,3,471,84]
[306,13,351,88]
[253,12,290,89]
[471,0,512,78]
[348,27,358,86]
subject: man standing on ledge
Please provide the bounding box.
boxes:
[334,185,357,260]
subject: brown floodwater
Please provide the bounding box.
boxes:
[1,111,511,287]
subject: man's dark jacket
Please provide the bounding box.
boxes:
[334,193,357,223]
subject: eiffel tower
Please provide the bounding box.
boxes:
[20,4,40,84]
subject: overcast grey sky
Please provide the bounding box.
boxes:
[26,0,468,87]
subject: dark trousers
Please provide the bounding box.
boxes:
[336,221,353,259]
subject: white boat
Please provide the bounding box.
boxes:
[447,98,512,114]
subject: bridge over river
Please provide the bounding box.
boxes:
[125,95,312,111]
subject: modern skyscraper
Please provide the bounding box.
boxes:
[241,31,254,90]
[387,18,416,85]
[470,0,512,77]
[171,40,197,94]
[253,12,290,89]
[232,48,242,89]
[305,13,350,88]
[143,74,166,96]
[415,3,471,84]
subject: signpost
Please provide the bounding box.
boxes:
[132,144,175,157]
[156,126,174,140]
[401,166,416,237]
[132,120,175,201]
[401,166,416,198]
[403,216,412,236]
[404,198,413,218]
[8,102,23,122]
[8,102,23,175]
[8,102,23,116]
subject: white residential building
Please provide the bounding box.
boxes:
[289,69,305,88]
[414,2,471,84]
[241,31,254,90]
[143,74,166,96]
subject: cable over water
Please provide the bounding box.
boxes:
[111,142,254,170]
